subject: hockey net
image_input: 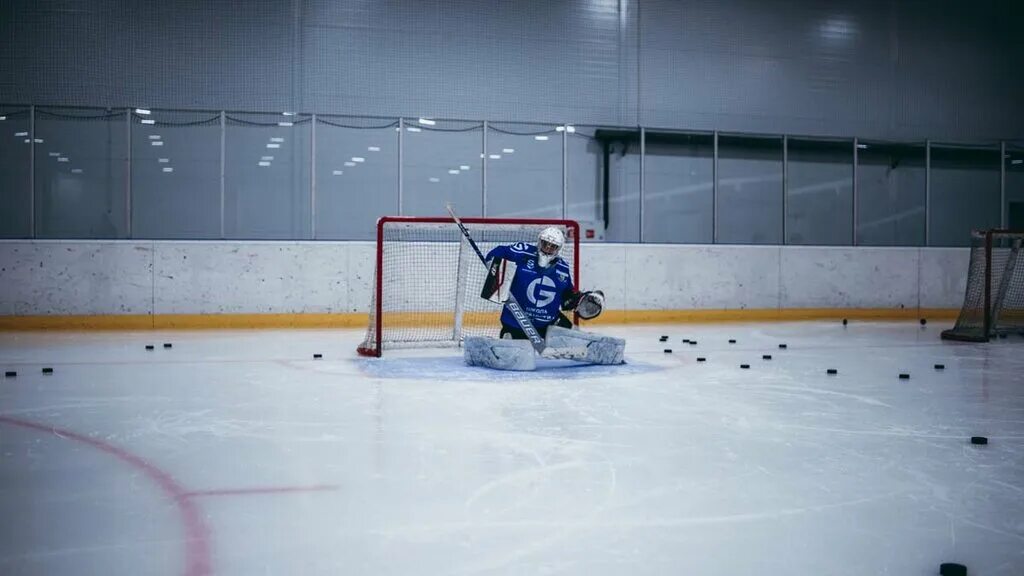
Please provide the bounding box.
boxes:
[941,229,1024,342]
[357,217,580,357]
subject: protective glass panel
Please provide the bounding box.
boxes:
[717,135,783,244]
[929,145,1000,247]
[643,131,713,244]
[0,107,32,238]
[1006,144,1024,230]
[485,123,562,219]
[402,120,482,218]
[566,126,606,241]
[856,142,926,246]
[786,138,853,246]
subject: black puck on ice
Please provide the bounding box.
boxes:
[920,318,927,326]
[939,562,967,576]
[313,353,323,359]
[762,355,772,360]
[827,369,838,375]
[664,349,672,354]
[163,343,172,349]
[842,318,848,326]
[778,344,787,349]
[682,339,690,343]
[934,364,945,370]
[899,373,910,380]
[970,436,988,445]
[42,367,53,374]
[145,345,154,350]
[697,357,706,362]
[729,339,736,344]
[4,371,15,378]
[740,364,750,369]
[689,341,697,346]
[659,336,668,342]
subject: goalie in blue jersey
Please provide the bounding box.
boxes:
[482,227,606,339]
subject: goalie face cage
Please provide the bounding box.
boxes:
[357,217,580,357]
[941,229,1024,342]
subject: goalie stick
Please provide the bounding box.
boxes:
[445,203,547,354]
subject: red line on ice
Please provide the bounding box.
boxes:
[0,416,213,576]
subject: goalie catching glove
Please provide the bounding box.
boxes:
[563,290,605,320]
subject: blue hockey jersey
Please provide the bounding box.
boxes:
[485,242,575,328]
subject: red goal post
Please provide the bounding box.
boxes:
[357,216,581,357]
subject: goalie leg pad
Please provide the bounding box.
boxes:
[542,326,625,365]
[464,336,536,371]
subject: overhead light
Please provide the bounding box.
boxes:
[344,161,356,167]
[448,169,459,175]
[0,116,6,121]
[1013,159,1024,165]
[352,157,365,163]
[368,146,380,152]
[151,141,164,146]
[23,139,30,143]
[33,138,43,143]
[856,143,868,149]
[266,143,280,149]
[534,135,549,141]
[480,153,485,158]
[502,148,514,154]
[162,167,174,173]
[141,119,155,125]
[332,170,344,175]
[282,112,295,116]
[258,161,271,167]
[278,121,293,127]
[555,126,565,132]
[158,158,169,163]
[418,118,436,126]
[270,137,285,143]
[48,152,60,157]
[261,156,274,161]
[148,135,161,140]
[135,108,151,115]
[489,154,501,159]
[71,168,83,174]
[407,126,422,133]
[15,131,27,137]
[57,157,68,162]
[429,177,440,183]
[566,126,576,133]
[460,165,470,170]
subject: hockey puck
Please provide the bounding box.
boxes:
[42,367,53,374]
[145,345,154,350]
[729,339,736,344]
[689,341,697,346]
[934,364,945,370]
[163,343,172,349]
[664,349,672,354]
[778,344,787,349]
[740,364,750,369]
[842,318,848,326]
[970,436,988,445]
[899,373,910,380]
[682,339,690,343]
[313,353,323,359]
[762,354,772,360]
[920,318,927,326]
[659,335,668,341]
[827,368,838,375]
[697,357,706,362]
[4,371,15,378]
[939,562,967,576]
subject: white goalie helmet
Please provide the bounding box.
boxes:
[537,227,565,268]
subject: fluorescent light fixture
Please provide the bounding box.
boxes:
[158,158,169,163]
[282,112,295,116]
[141,119,155,125]
[266,143,280,149]
[71,168,83,174]
[566,125,576,133]
[33,138,43,143]
[480,153,485,158]
[258,161,271,167]
[135,108,151,115]
[352,157,365,163]
[148,135,161,140]
[344,161,356,167]
[15,131,27,137]
[48,152,61,157]
[429,177,440,183]
[556,126,565,132]
[534,135,549,141]
[502,148,514,154]
[58,157,68,162]
[856,143,868,149]
[448,169,459,175]
[1013,159,1024,165]
[418,118,436,126]
[332,170,344,175]
[278,121,293,127]
[261,156,274,161]
[0,116,6,121]
[162,167,174,173]
[270,137,285,143]
[489,154,501,159]
[151,141,164,146]
[368,146,380,152]
[460,165,470,170]
[407,126,422,133]
[23,139,30,143]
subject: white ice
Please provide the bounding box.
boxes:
[1,322,1023,576]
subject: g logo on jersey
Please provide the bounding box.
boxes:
[527,276,557,307]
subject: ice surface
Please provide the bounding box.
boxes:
[1,322,1023,575]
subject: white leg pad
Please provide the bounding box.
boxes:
[542,326,625,365]
[464,336,536,371]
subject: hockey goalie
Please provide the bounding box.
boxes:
[464,226,625,371]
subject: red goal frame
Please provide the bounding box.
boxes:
[357,216,581,357]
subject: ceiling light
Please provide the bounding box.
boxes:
[556,126,565,132]
[282,112,295,116]
[270,137,285,143]
[48,152,60,157]
[71,168,83,174]
[407,126,422,133]
[429,177,440,183]
[15,131,27,137]
[856,143,868,149]
[448,169,459,175]
[58,157,68,162]
[33,138,43,143]
[149,135,161,140]
[460,165,470,170]
[266,143,280,149]
[332,170,344,175]
[258,161,271,167]
[489,154,501,159]
[135,108,151,115]
[141,119,155,125]
[158,158,169,163]
[535,135,549,141]
[278,122,293,127]
[368,146,380,152]
[261,156,274,161]
[418,118,436,126]
[344,161,356,167]
[352,157,365,163]
[162,167,174,173]
[502,148,514,154]
[151,141,164,146]
[566,126,576,133]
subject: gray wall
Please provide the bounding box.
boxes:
[2,0,1022,141]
